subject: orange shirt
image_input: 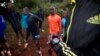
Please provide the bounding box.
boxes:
[48,14,61,35]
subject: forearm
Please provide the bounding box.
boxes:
[33,15,42,21]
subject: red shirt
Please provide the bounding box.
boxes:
[48,14,61,35]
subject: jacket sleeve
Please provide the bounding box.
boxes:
[33,15,42,22]
[58,16,62,32]
[16,12,21,21]
[0,15,6,32]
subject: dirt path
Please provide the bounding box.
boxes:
[6,19,57,56]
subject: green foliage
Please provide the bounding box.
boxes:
[41,1,68,16]
[14,0,39,9]
[14,0,69,16]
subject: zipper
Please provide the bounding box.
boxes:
[66,3,76,44]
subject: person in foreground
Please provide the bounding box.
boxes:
[0,15,12,56]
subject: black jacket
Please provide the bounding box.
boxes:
[67,0,100,56]
[27,14,42,35]
[7,10,21,29]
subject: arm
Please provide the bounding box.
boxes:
[0,15,6,32]
[16,12,21,21]
[33,15,43,22]
[37,9,44,20]
[16,12,21,28]
[58,16,62,34]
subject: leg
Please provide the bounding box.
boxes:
[39,21,42,29]
[12,27,21,46]
[48,43,56,56]
[34,35,42,56]
[22,29,27,42]
[30,27,40,50]
[25,28,30,43]
[19,28,24,39]
[24,28,30,48]
[0,37,12,56]
[63,27,67,42]
[0,39,5,56]
[39,21,44,32]
[35,35,40,50]
[53,43,62,56]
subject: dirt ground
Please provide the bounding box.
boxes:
[5,19,57,56]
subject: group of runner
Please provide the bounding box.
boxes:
[0,2,70,56]
[1,0,100,56]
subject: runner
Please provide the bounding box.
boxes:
[47,6,61,56]
[37,6,45,32]
[47,6,76,56]
[23,7,42,56]
[6,2,23,46]
[21,7,29,48]
[61,10,68,42]
[0,15,12,56]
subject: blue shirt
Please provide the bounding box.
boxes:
[21,14,28,29]
[21,13,33,29]
[0,15,6,37]
[62,17,67,28]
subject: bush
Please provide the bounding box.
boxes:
[14,0,69,17]
[15,0,38,9]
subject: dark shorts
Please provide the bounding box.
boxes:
[26,28,40,40]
